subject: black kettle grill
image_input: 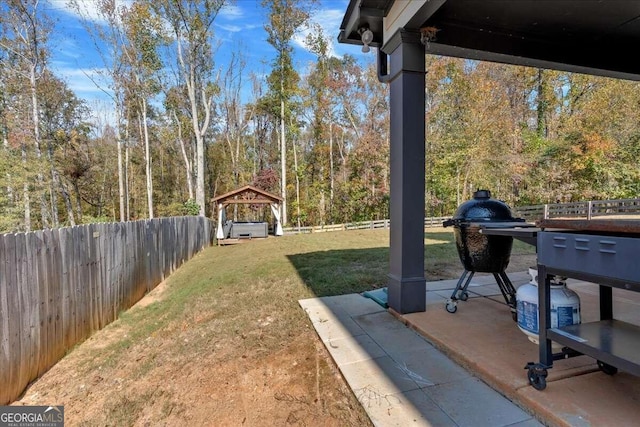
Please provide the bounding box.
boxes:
[443,190,525,320]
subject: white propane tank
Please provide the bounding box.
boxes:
[516,267,581,349]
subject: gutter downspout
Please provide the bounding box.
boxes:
[377,49,391,83]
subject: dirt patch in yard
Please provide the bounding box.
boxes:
[15,294,369,426]
[11,230,536,426]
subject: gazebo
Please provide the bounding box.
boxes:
[338,0,640,314]
[212,185,284,242]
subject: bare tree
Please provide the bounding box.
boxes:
[0,0,52,230]
[68,0,134,222]
[154,0,224,216]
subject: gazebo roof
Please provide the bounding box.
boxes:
[211,185,283,206]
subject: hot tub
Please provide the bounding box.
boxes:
[229,221,268,239]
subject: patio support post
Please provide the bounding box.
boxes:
[384,30,426,314]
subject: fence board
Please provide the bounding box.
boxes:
[38,230,53,376]
[59,228,72,350]
[3,234,21,404]
[27,231,51,380]
[97,224,107,329]
[73,226,87,343]
[21,232,40,382]
[48,229,64,368]
[14,233,30,399]
[0,236,10,404]
[85,224,95,334]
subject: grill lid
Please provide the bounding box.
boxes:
[443,190,522,227]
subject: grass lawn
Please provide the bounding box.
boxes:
[16,227,535,426]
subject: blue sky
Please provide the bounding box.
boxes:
[42,0,372,122]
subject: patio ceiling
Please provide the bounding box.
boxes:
[339,0,640,81]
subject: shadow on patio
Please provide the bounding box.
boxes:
[295,259,640,426]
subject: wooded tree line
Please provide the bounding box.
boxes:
[1,0,639,233]
[424,58,640,216]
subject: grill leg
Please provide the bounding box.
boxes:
[446,270,475,313]
[494,272,518,321]
[449,270,474,301]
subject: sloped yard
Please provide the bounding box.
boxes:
[14,228,535,426]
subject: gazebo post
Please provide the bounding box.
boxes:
[384,30,427,314]
[216,203,225,243]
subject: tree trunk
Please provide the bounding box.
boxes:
[329,121,334,221]
[536,68,548,138]
[280,98,287,225]
[3,135,13,206]
[47,141,61,227]
[125,145,130,220]
[174,111,194,200]
[22,143,31,231]
[117,108,126,222]
[30,65,49,228]
[72,180,83,221]
[193,103,205,217]
[293,136,301,230]
[141,99,154,218]
[58,178,76,226]
[179,40,210,217]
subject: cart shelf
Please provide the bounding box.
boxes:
[548,320,640,377]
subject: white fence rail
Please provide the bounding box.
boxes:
[283,217,450,235]
[513,198,640,221]
[282,198,640,236]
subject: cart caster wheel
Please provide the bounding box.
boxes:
[527,366,548,391]
[459,291,469,301]
[597,360,618,376]
[445,301,458,314]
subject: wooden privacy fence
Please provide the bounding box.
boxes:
[0,216,213,405]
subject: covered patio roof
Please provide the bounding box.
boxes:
[339,0,640,81]
[338,0,640,314]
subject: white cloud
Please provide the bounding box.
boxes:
[46,0,132,25]
[51,63,114,98]
[54,38,83,59]
[294,7,346,58]
[217,23,243,33]
[219,4,244,20]
[54,66,117,127]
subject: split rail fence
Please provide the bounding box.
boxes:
[0,216,213,405]
[282,198,640,235]
[513,198,640,221]
[282,216,450,235]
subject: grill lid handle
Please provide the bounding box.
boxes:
[474,189,491,199]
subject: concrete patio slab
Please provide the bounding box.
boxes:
[300,286,542,427]
[422,376,533,427]
[361,388,457,427]
[323,334,387,367]
[301,271,640,426]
